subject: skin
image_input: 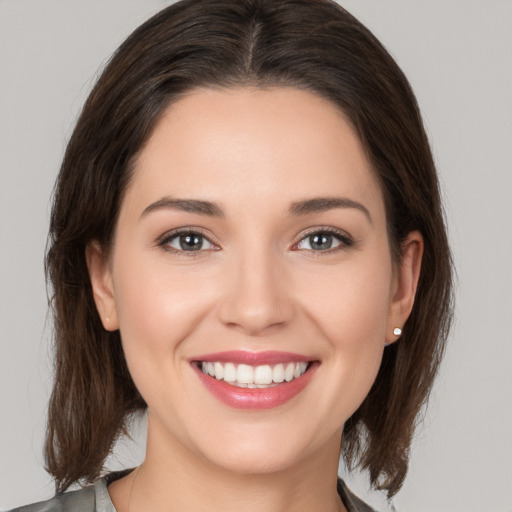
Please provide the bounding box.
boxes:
[87,87,423,512]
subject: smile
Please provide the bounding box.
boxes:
[192,351,317,409]
[200,361,309,388]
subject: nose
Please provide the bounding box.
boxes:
[217,249,294,336]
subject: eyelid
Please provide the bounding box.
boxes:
[291,226,354,252]
[157,227,220,253]
[155,225,353,255]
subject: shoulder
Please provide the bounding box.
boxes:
[8,485,95,512]
[8,469,130,512]
[7,477,117,512]
[337,479,379,512]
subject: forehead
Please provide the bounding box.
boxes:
[126,87,385,222]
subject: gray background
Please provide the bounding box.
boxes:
[1,1,511,511]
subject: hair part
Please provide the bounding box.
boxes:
[45,0,453,498]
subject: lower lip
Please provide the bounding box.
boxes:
[193,363,318,410]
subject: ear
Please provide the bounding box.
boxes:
[386,231,424,344]
[85,241,119,331]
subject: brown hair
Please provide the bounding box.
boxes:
[45,0,453,498]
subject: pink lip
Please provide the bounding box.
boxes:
[192,350,312,366]
[191,353,319,410]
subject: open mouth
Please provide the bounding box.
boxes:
[191,351,318,409]
[197,361,310,388]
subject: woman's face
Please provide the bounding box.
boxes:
[89,87,421,475]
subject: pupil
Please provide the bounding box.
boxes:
[310,233,332,250]
[180,233,202,251]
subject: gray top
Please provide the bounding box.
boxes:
[10,473,376,512]
[9,478,114,512]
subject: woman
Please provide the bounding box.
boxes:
[12,0,453,511]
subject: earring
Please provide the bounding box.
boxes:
[393,327,402,336]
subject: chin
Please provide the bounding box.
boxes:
[205,444,307,476]
[190,422,335,477]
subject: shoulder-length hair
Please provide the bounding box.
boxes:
[45,0,453,498]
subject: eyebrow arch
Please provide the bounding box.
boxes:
[288,197,372,224]
[141,197,224,218]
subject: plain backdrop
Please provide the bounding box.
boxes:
[1,1,511,511]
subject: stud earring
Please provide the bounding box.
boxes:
[393,327,402,336]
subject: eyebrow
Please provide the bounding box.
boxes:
[288,197,372,224]
[141,197,224,218]
[141,195,372,223]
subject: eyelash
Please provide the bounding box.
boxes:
[157,227,354,255]
[291,227,354,254]
[158,228,218,256]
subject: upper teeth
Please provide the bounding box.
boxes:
[201,361,308,388]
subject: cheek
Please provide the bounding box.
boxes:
[111,250,218,372]
[295,252,392,413]
[298,252,393,346]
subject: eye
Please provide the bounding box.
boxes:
[160,230,216,252]
[295,229,352,252]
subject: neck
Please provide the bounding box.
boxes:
[115,414,346,512]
